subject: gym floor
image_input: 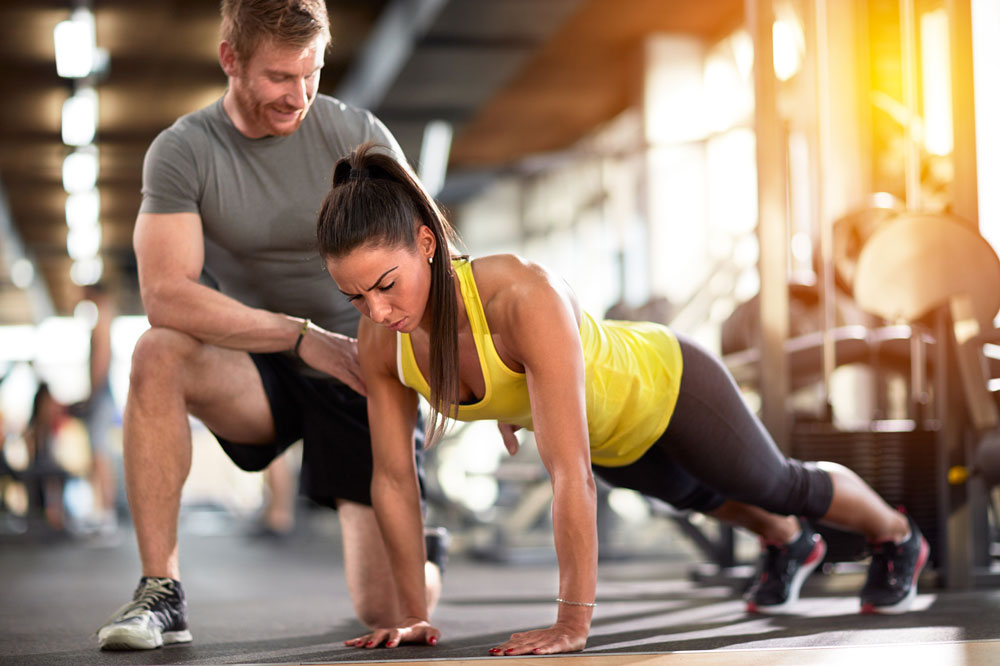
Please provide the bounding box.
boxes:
[2,508,1000,666]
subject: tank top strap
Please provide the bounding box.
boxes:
[452,258,491,340]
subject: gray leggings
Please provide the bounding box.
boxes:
[593,332,834,518]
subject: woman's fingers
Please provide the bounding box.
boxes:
[489,627,585,656]
[344,632,372,647]
[497,422,520,456]
[346,623,441,649]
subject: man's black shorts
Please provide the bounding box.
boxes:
[212,352,424,510]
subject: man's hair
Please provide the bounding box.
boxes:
[220,0,331,62]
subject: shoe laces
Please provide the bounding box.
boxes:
[104,578,176,624]
[867,542,900,587]
[759,543,794,585]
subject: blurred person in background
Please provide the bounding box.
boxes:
[80,283,120,537]
[0,400,21,528]
[23,383,69,532]
[96,0,445,652]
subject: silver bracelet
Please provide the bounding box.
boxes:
[556,597,596,608]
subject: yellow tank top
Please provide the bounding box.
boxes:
[397,259,683,467]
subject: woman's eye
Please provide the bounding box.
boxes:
[379,282,395,292]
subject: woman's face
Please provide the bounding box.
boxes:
[325,231,435,333]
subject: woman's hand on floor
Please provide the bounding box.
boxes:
[345,617,440,649]
[488,622,587,656]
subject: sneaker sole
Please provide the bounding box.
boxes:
[747,536,827,615]
[98,626,193,651]
[860,535,929,615]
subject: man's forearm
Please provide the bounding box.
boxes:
[142,278,302,353]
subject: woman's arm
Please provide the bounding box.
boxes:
[346,316,440,649]
[490,263,598,655]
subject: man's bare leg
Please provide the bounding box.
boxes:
[339,499,443,628]
[123,327,276,580]
[261,450,297,534]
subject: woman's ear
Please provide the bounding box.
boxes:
[417,224,437,261]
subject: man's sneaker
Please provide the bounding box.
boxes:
[425,526,450,576]
[860,513,929,614]
[745,520,827,614]
[97,577,192,650]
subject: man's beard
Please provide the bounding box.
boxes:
[234,83,305,137]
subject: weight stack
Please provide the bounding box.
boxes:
[790,421,941,567]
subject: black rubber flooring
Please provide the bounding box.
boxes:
[2,512,1000,665]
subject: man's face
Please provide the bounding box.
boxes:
[228,34,326,138]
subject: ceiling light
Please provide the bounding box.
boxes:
[74,299,100,329]
[10,258,35,289]
[53,8,96,79]
[62,86,98,146]
[62,147,99,194]
[772,16,804,82]
[67,224,102,260]
[418,120,453,197]
[70,257,104,287]
[65,189,100,229]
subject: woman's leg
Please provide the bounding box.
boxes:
[659,333,927,614]
[709,501,798,543]
[662,332,907,541]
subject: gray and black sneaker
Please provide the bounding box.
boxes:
[860,513,929,614]
[745,520,827,614]
[97,577,192,650]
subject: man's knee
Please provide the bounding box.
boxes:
[129,327,201,390]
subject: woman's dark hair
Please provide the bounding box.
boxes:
[317,142,460,446]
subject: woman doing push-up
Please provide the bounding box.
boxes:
[317,143,929,656]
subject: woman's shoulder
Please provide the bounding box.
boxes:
[469,253,554,295]
[470,254,579,327]
[357,315,398,376]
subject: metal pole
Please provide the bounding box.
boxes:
[814,0,836,418]
[946,0,979,225]
[900,0,921,211]
[748,0,791,450]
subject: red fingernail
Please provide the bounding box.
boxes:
[387,641,396,648]
[490,648,500,654]
[365,641,374,647]
[429,636,438,645]
[505,649,514,654]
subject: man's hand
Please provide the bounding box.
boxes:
[497,422,521,456]
[296,323,367,395]
[344,617,440,649]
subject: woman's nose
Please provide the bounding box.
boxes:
[369,297,391,323]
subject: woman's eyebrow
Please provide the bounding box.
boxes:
[338,266,399,296]
[365,267,398,291]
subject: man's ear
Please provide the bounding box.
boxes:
[219,41,238,77]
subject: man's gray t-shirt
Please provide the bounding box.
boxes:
[139,94,402,337]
